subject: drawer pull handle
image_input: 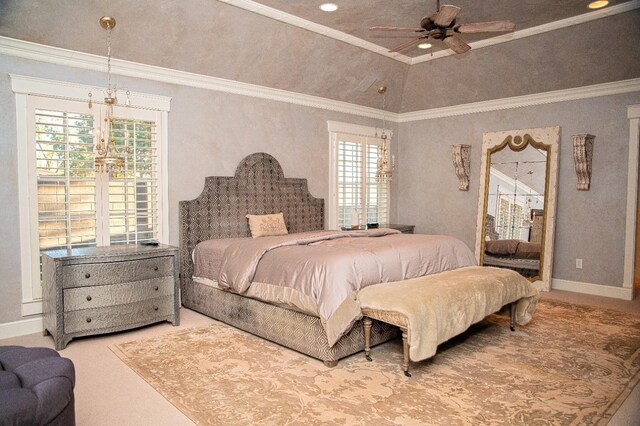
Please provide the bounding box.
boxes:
[86,317,92,323]
[154,286,159,291]
[154,266,159,271]
[86,295,92,301]
[154,306,159,311]
[85,273,91,279]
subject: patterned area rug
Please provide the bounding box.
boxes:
[111,300,640,425]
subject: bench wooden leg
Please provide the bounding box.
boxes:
[509,302,516,332]
[401,327,411,377]
[363,317,372,361]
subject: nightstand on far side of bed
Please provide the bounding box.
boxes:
[342,224,415,234]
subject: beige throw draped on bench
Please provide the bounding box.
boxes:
[357,266,539,362]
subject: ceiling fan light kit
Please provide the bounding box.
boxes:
[319,3,338,12]
[588,1,609,9]
[369,1,515,55]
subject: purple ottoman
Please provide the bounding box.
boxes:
[0,346,75,425]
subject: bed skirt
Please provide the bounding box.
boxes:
[181,279,398,365]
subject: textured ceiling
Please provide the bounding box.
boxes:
[251,0,627,57]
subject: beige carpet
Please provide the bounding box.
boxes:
[110,300,640,425]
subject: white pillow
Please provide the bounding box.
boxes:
[246,212,288,238]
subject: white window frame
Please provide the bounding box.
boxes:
[327,121,392,230]
[11,74,171,316]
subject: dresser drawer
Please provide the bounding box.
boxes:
[63,277,174,312]
[62,256,174,288]
[63,295,174,334]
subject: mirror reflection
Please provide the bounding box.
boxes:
[482,143,548,280]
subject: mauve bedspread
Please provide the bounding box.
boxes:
[196,229,477,346]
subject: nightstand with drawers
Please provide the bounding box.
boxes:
[41,244,180,350]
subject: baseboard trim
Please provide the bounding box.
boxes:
[551,278,634,301]
[0,316,43,340]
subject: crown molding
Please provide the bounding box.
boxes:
[0,36,392,121]
[221,0,640,64]
[1,36,638,124]
[398,78,640,123]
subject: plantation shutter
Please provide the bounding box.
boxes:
[338,138,363,228]
[35,108,98,250]
[336,133,389,229]
[365,143,389,225]
[108,117,159,244]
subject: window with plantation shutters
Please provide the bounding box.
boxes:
[34,105,159,252]
[330,126,390,230]
[14,75,170,314]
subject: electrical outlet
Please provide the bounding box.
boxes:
[576,259,583,269]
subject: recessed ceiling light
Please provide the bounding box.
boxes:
[320,3,338,12]
[588,1,609,9]
[418,43,432,49]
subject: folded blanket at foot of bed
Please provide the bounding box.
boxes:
[357,266,539,362]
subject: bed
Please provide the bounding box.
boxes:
[179,153,476,366]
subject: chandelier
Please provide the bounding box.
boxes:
[376,86,393,183]
[91,16,130,174]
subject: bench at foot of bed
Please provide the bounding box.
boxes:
[357,266,539,377]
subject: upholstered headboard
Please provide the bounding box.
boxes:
[179,152,324,297]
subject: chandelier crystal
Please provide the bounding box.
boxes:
[92,16,130,174]
[376,86,394,183]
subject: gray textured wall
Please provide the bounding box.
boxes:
[396,92,639,286]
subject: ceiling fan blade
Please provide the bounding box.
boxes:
[369,26,424,32]
[389,37,427,53]
[456,20,516,33]
[444,35,471,54]
[434,5,461,27]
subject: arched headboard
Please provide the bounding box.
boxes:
[179,153,324,299]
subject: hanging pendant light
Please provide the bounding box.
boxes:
[92,16,130,174]
[376,86,393,183]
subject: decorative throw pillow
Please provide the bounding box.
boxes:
[246,212,288,238]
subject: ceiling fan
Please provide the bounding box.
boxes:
[369,0,515,54]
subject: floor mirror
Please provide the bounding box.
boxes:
[475,127,560,291]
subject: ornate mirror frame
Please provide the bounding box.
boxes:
[475,126,560,291]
